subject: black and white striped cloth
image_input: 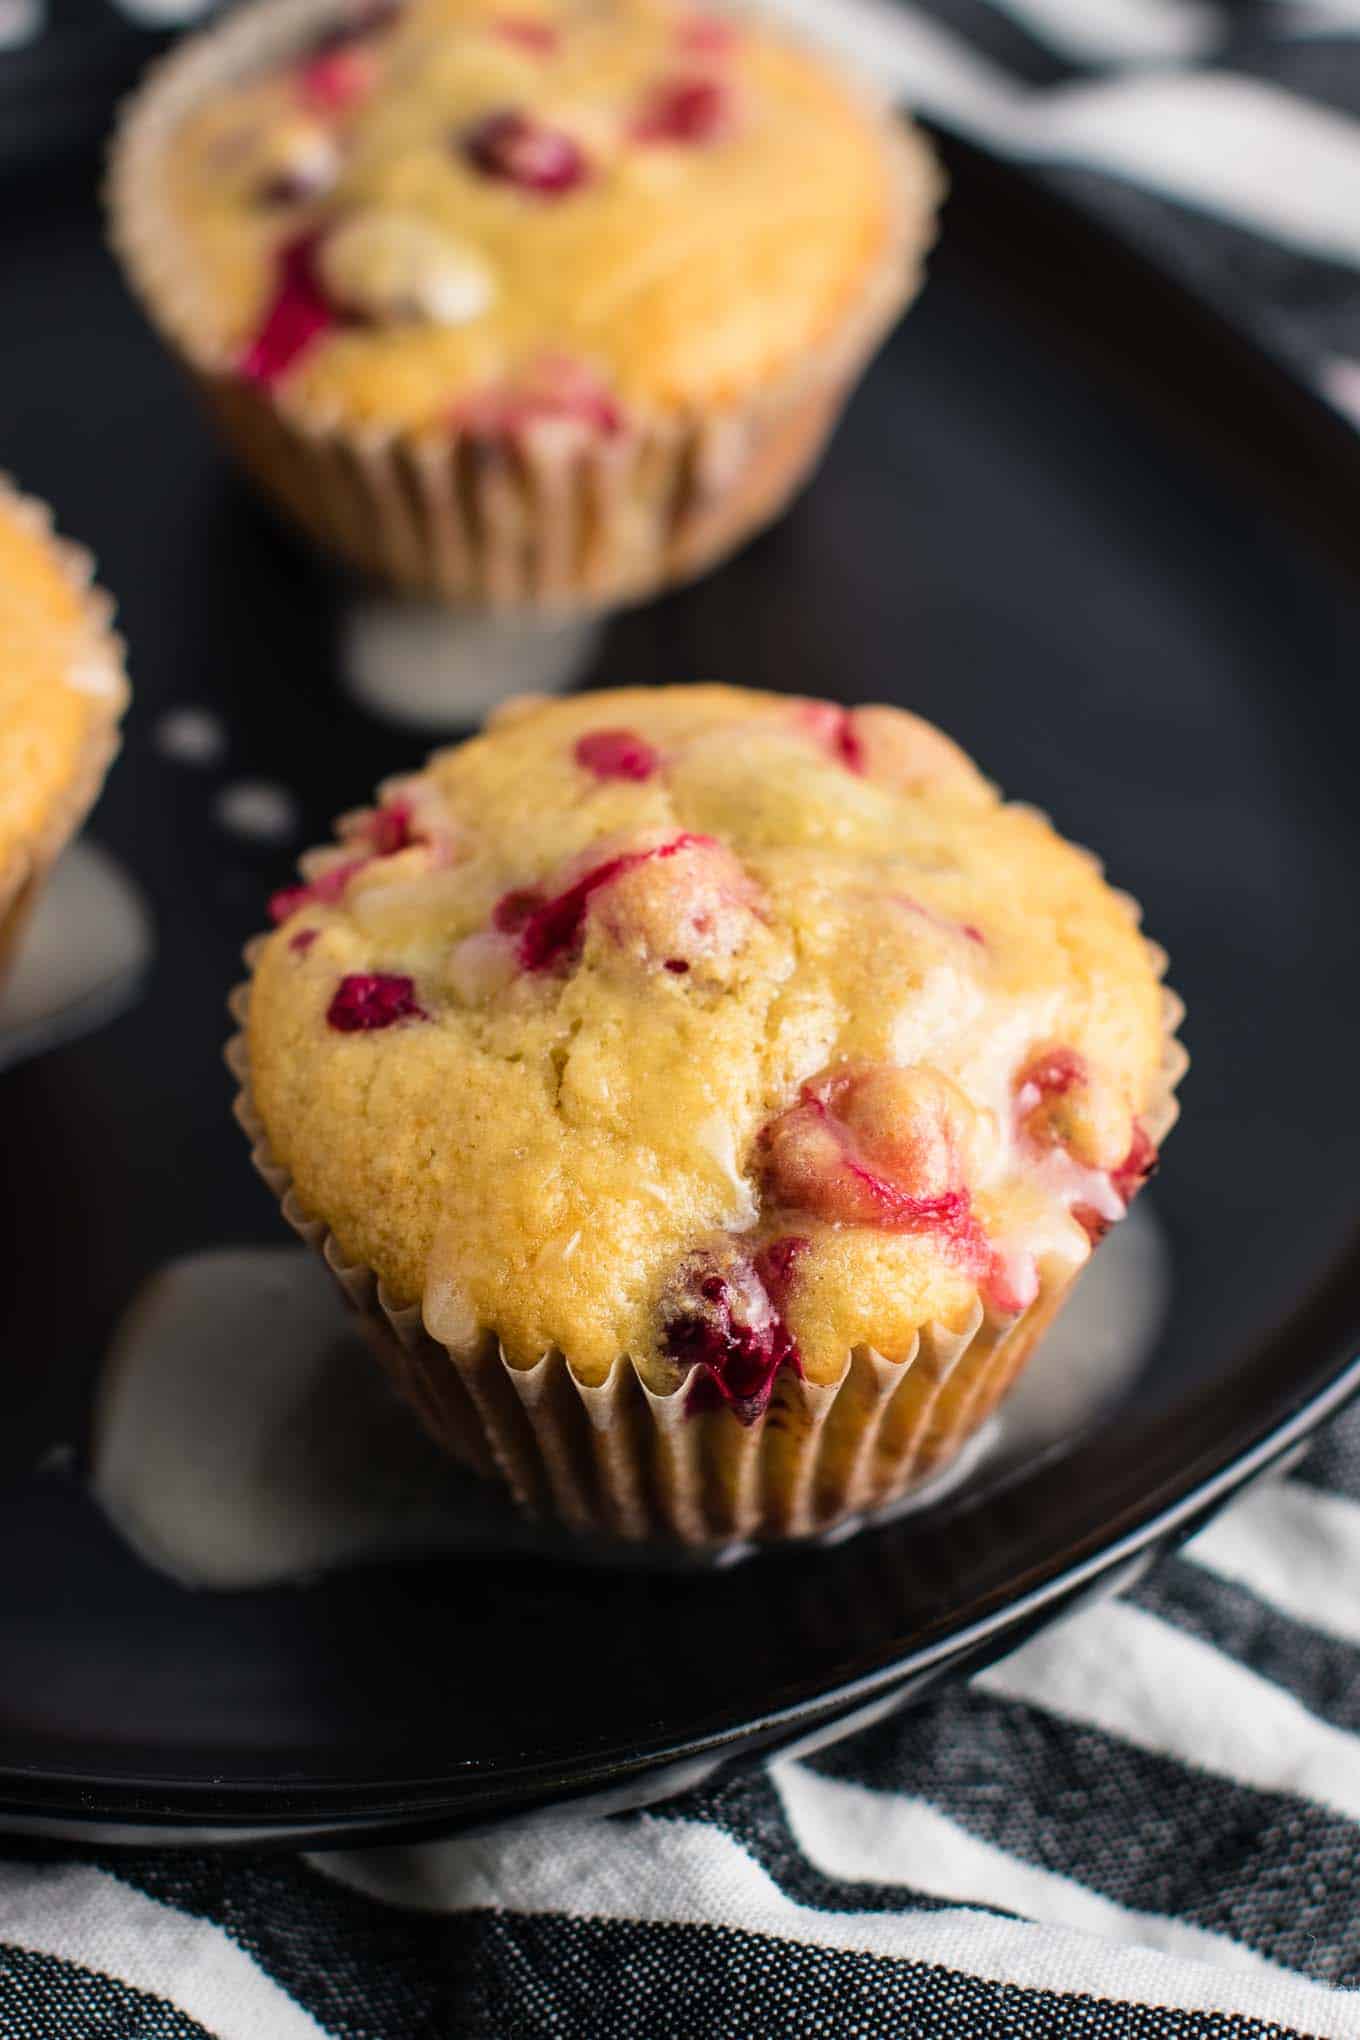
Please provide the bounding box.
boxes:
[6,1,1360,2033]
[7,1404,1360,2035]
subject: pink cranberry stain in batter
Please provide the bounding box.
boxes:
[980,1246,1039,1318]
[1016,1046,1086,1120]
[269,856,368,926]
[677,12,737,54]
[289,926,320,955]
[632,75,731,143]
[761,1066,988,1274]
[1076,1125,1158,1242]
[298,44,379,111]
[296,0,399,107]
[241,232,340,386]
[574,728,659,782]
[452,357,624,440]
[894,894,985,948]
[269,802,420,923]
[663,1245,804,1424]
[797,701,866,775]
[461,109,590,194]
[492,16,559,52]
[326,972,425,1031]
[495,832,717,972]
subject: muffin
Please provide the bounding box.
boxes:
[229,685,1184,1548]
[108,0,937,609]
[0,478,129,979]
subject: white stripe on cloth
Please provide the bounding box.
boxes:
[311,1809,1360,2036]
[775,0,1360,269]
[0,1862,327,2040]
[1188,1479,1360,1647]
[978,1599,1360,1823]
[771,1761,1310,1988]
[985,0,1219,64]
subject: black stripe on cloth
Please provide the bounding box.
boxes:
[1134,1555,1360,1737]
[22,1848,454,2040]
[641,1763,991,1920]
[808,1685,1360,1986]
[1038,163,1360,377]
[0,1942,216,2040]
[905,0,1093,86]
[1297,1401,1360,1499]
[26,1842,1316,2040]
[306,1910,1314,2040]
[1217,37,1360,126]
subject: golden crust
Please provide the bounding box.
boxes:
[0,482,129,942]
[141,0,933,429]
[245,685,1169,1385]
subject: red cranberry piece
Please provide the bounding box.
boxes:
[271,803,419,923]
[493,16,558,51]
[492,887,547,935]
[298,44,378,111]
[497,832,715,973]
[1076,1126,1158,1242]
[753,1233,809,1299]
[326,972,425,1031]
[1114,1124,1158,1203]
[574,728,659,782]
[365,800,414,856]
[632,75,730,144]
[289,926,320,954]
[241,232,337,386]
[662,1246,801,1424]
[461,110,589,195]
[797,701,866,775]
[269,856,368,924]
[664,957,689,974]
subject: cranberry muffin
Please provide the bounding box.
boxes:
[0,479,129,980]
[230,685,1184,1547]
[109,0,936,609]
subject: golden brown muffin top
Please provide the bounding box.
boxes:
[246,685,1171,1415]
[0,486,126,888]
[153,0,932,432]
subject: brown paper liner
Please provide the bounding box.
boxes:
[226,928,1186,1553]
[0,478,130,979]
[107,0,940,613]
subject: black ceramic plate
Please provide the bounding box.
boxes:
[1,137,1359,1844]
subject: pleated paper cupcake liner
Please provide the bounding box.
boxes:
[107,0,940,612]
[0,478,130,978]
[227,943,1185,1552]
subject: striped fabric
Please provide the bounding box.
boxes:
[782,0,1360,420]
[5,0,1360,2032]
[7,1403,1360,2033]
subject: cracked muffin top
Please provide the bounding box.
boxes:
[155,0,932,431]
[0,488,127,888]
[245,685,1172,1415]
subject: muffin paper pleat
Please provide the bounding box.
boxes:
[106,0,940,613]
[227,932,1186,1552]
[0,477,130,977]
